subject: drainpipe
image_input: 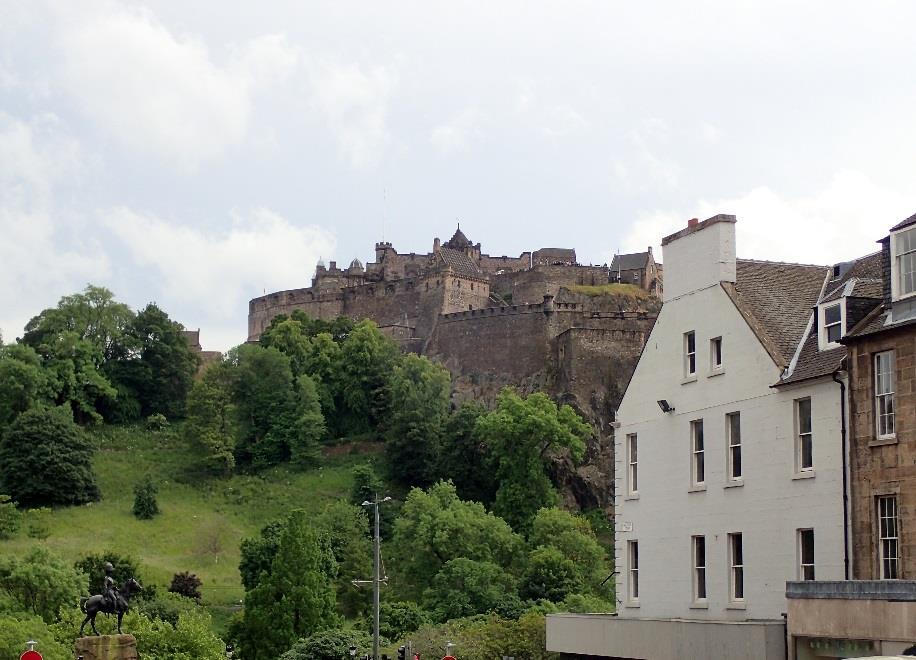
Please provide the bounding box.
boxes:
[832,369,850,580]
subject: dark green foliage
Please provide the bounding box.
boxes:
[0,611,71,659]
[169,571,203,601]
[520,546,583,602]
[336,320,399,436]
[0,344,55,426]
[315,501,373,617]
[385,354,451,488]
[475,389,590,533]
[0,405,99,507]
[75,552,143,597]
[280,628,374,660]
[528,508,612,599]
[25,507,51,539]
[0,494,20,539]
[0,546,87,622]
[138,591,200,626]
[105,303,200,420]
[184,359,237,476]
[146,412,170,431]
[293,374,325,467]
[374,601,430,641]
[422,558,519,622]
[438,401,495,505]
[389,481,523,599]
[238,519,285,591]
[238,510,338,660]
[349,463,395,538]
[133,475,160,519]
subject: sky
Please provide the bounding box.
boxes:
[2,1,915,351]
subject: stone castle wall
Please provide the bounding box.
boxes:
[491,265,611,304]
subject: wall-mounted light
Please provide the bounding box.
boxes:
[657,400,675,413]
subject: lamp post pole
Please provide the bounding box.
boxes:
[361,494,391,660]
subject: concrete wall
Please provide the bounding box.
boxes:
[847,323,916,580]
[546,614,786,660]
[614,284,846,622]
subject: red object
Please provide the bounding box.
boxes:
[443,656,456,660]
[20,651,42,660]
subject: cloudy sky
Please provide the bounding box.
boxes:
[2,1,915,350]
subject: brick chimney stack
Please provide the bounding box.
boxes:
[688,217,699,228]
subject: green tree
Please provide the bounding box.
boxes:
[184,359,237,476]
[293,374,325,467]
[233,344,299,469]
[238,519,284,592]
[0,546,87,622]
[303,333,343,434]
[169,572,203,601]
[133,475,160,519]
[315,501,372,617]
[336,321,399,436]
[422,558,519,622]
[520,546,583,602]
[0,611,71,660]
[0,494,21,539]
[373,601,429,641]
[74,552,142,598]
[385,354,451,488]
[476,389,590,532]
[348,463,395,539]
[438,401,495,505]
[260,317,313,377]
[389,481,523,598]
[0,344,55,426]
[280,628,373,660]
[0,405,100,507]
[528,508,611,598]
[106,303,200,420]
[238,510,338,660]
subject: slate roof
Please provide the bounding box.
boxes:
[890,212,916,232]
[820,251,883,302]
[611,251,650,272]
[443,227,472,249]
[438,247,483,278]
[722,259,829,368]
[535,247,577,263]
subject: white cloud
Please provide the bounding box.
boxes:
[307,59,396,168]
[102,207,336,348]
[622,170,912,265]
[430,108,485,156]
[57,6,300,171]
[0,113,109,341]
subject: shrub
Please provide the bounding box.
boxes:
[280,628,375,660]
[169,571,203,601]
[25,507,51,540]
[0,494,20,540]
[146,412,170,431]
[133,475,160,520]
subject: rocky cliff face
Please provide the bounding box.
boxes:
[426,287,659,513]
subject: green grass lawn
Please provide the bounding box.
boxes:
[2,424,377,631]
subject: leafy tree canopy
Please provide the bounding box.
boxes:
[184,359,237,476]
[280,628,374,660]
[438,401,495,505]
[422,558,519,623]
[0,546,87,623]
[528,508,611,598]
[0,343,55,427]
[476,389,590,532]
[0,405,100,507]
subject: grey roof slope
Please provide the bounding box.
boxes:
[535,247,577,262]
[444,227,472,249]
[890,212,916,232]
[611,251,650,271]
[821,251,883,302]
[722,259,830,368]
[438,247,483,278]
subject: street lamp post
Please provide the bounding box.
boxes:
[361,494,391,660]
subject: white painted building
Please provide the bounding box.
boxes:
[548,215,882,660]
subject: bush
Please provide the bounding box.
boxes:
[146,412,170,431]
[0,494,20,540]
[169,571,203,601]
[133,475,160,520]
[280,628,375,660]
[139,591,199,626]
[0,405,100,507]
[25,507,51,540]
[0,546,86,622]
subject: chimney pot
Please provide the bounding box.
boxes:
[688,218,699,228]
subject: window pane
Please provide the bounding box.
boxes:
[827,323,842,343]
[825,304,841,324]
[696,452,704,483]
[798,399,812,434]
[733,535,743,565]
[801,531,814,564]
[687,332,695,352]
[734,567,744,599]
[696,537,705,565]
[697,568,706,599]
[732,445,742,478]
[801,435,813,470]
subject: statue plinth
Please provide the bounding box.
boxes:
[75,634,139,660]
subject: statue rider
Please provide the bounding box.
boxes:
[102,562,121,610]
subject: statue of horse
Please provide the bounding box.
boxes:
[79,577,143,636]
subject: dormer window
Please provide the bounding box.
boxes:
[818,301,845,349]
[892,225,916,300]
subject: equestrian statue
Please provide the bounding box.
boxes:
[79,562,143,636]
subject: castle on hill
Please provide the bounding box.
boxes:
[247,226,662,344]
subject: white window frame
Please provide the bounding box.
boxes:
[875,351,896,440]
[684,331,697,378]
[692,535,707,603]
[795,398,814,473]
[628,540,640,602]
[878,495,900,580]
[817,301,846,350]
[798,528,815,581]
[891,225,916,301]
[710,336,723,372]
[728,532,744,603]
[690,419,705,488]
[726,412,742,481]
[627,433,638,496]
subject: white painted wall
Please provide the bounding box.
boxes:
[614,224,845,623]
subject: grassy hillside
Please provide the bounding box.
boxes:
[2,424,376,631]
